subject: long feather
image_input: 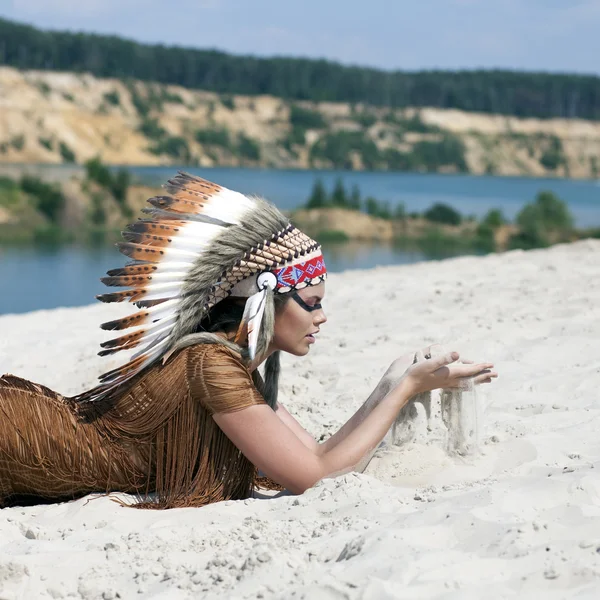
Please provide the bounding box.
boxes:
[116,242,198,263]
[101,271,186,288]
[236,288,269,361]
[100,298,178,331]
[100,316,177,352]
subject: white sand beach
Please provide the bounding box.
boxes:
[1,240,600,599]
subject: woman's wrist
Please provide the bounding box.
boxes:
[389,375,418,408]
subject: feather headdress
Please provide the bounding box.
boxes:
[73,172,327,403]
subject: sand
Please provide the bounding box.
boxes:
[1,240,600,599]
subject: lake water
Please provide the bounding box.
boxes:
[127,166,600,226]
[1,168,599,315]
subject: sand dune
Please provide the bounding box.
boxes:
[1,240,600,598]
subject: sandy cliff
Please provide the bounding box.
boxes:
[0,67,599,178]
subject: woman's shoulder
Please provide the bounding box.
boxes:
[180,342,248,371]
[178,343,264,414]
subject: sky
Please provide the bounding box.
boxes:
[2,0,600,75]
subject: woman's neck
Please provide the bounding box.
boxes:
[213,331,277,372]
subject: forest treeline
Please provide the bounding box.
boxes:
[1,17,599,120]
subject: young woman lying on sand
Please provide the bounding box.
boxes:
[0,173,497,509]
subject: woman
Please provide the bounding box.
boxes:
[0,173,496,509]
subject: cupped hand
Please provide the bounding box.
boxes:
[405,351,497,396]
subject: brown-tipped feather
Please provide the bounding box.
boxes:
[135,299,170,308]
[101,273,155,287]
[166,173,222,197]
[127,220,186,235]
[96,289,141,303]
[106,264,157,277]
[100,329,146,350]
[116,242,167,262]
[147,195,207,215]
[98,339,140,356]
[121,231,173,248]
[100,310,149,331]
[167,187,212,203]
[99,355,149,383]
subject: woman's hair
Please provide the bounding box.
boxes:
[194,294,288,335]
[186,294,289,410]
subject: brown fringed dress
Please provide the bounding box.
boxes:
[0,344,277,509]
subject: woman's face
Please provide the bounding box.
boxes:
[272,282,327,356]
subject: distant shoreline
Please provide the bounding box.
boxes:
[1,162,598,186]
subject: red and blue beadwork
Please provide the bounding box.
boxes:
[273,254,327,292]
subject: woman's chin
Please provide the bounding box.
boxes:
[292,342,312,356]
[278,339,314,357]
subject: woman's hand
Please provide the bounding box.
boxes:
[404,351,496,396]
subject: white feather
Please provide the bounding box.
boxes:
[145,298,179,320]
[137,286,183,303]
[200,190,255,225]
[241,288,268,361]
[145,271,187,283]
[152,262,192,273]
[175,221,223,241]
[132,334,171,361]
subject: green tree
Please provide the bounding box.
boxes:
[364,197,391,219]
[510,190,573,249]
[110,169,131,211]
[20,175,65,222]
[220,95,235,110]
[393,203,406,220]
[474,223,496,252]
[149,136,192,162]
[290,105,326,130]
[349,184,361,210]
[306,178,328,209]
[103,90,120,106]
[85,157,112,188]
[85,157,131,215]
[138,118,167,140]
[481,208,506,229]
[528,190,573,230]
[365,196,379,217]
[195,127,231,149]
[424,203,462,226]
[540,136,565,171]
[310,131,381,170]
[377,202,392,220]
[331,178,348,207]
[59,141,76,163]
[237,134,261,161]
[411,135,468,172]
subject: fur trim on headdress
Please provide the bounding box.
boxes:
[72,172,326,403]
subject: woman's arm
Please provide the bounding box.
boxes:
[276,350,497,460]
[270,351,419,458]
[213,374,414,494]
[215,351,495,493]
[273,402,320,453]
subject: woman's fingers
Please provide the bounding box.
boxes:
[473,371,498,385]
[433,351,460,369]
[455,362,494,377]
[421,343,445,360]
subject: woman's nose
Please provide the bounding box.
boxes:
[314,309,327,325]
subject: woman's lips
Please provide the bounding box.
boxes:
[306,334,316,343]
